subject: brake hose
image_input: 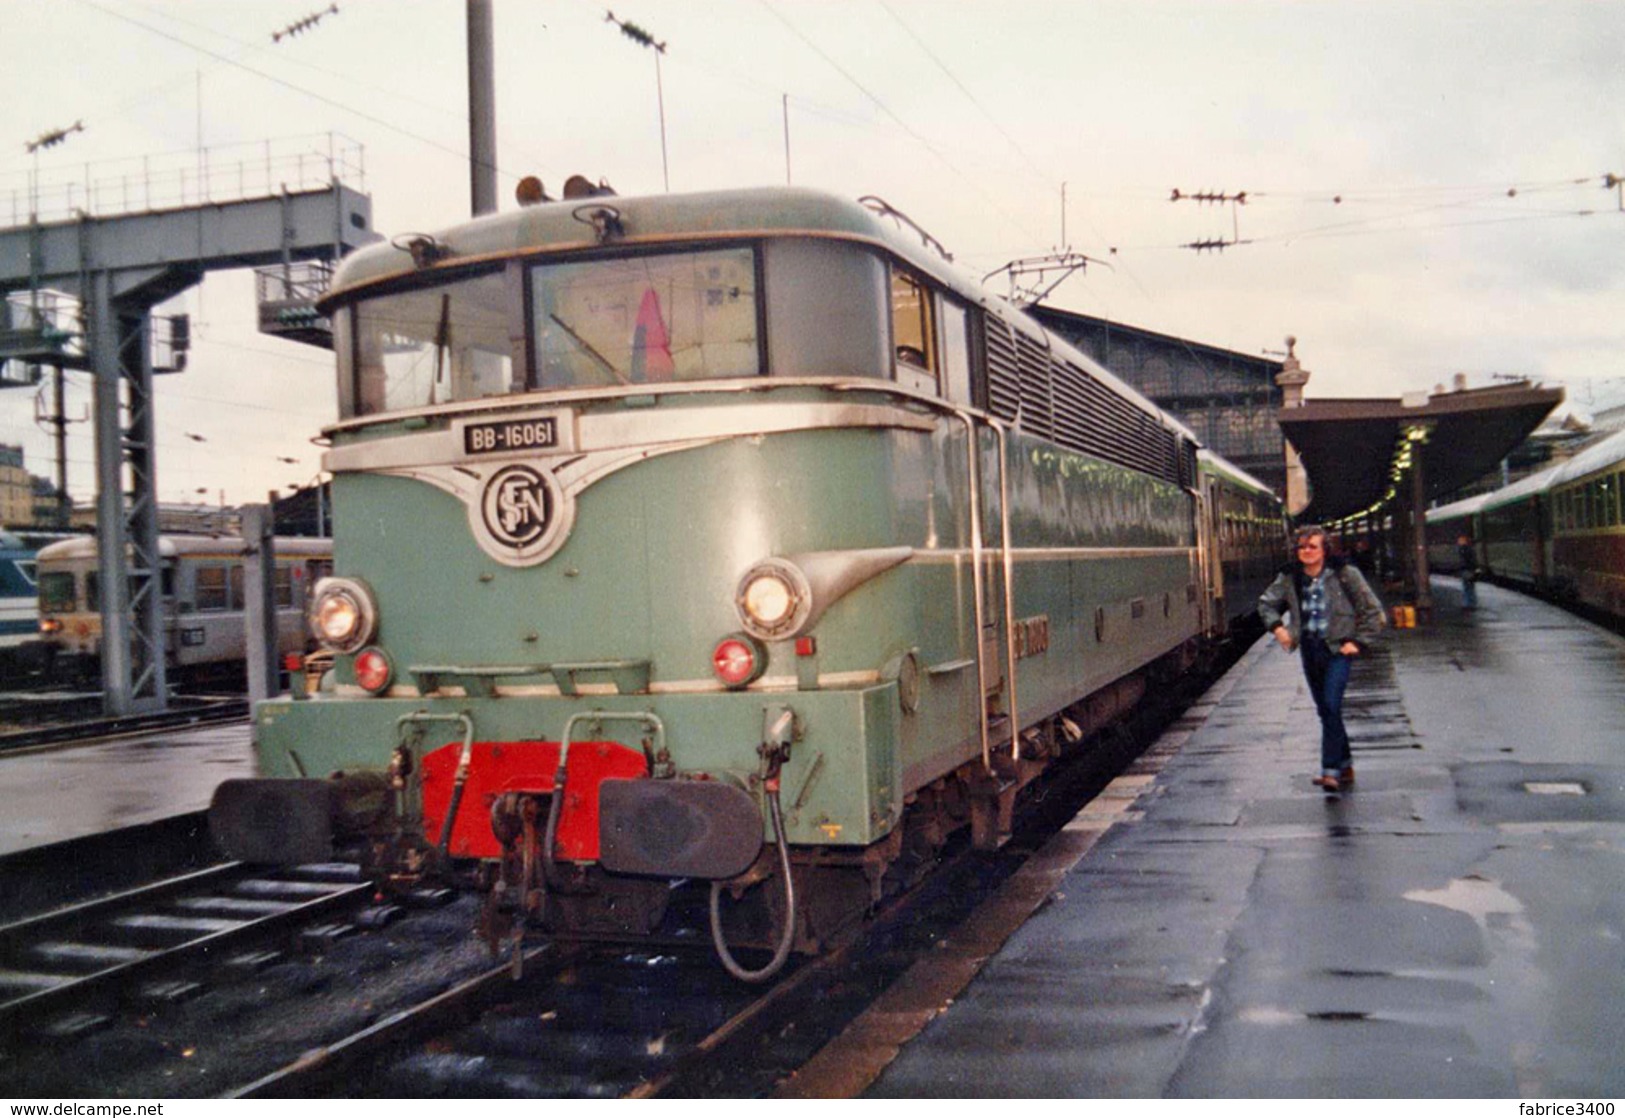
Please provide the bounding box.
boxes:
[709,784,796,983]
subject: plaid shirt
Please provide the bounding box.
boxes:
[1303,573,1329,638]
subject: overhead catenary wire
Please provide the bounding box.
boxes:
[757,0,1049,249]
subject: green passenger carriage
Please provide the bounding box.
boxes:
[214,185,1280,978]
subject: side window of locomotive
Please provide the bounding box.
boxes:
[349,266,519,417]
[762,239,887,379]
[890,269,936,394]
[274,566,296,608]
[939,297,973,405]
[532,247,760,387]
[86,573,100,613]
[196,566,230,612]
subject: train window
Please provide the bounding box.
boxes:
[197,567,229,612]
[939,298,973,405]
[39,572,74,612]
[532,247,759,387]
[890,268,936,394]
[351,266,519,416]
[86,573,99,613]
[274,567,295,608]
[762,239,888,379]
[230,565,245,610]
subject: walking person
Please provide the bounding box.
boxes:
[1259,525,1388,794]
[1457,533,1478,609]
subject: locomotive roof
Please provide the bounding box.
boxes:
[1195,449,1276,498]
[326,185,1190,447]
[36,535,333,562]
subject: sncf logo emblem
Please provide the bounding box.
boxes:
[481,465,554,549]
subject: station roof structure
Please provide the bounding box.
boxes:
[1278,380,1564,523]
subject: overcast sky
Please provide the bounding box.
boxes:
[2,0,1622,506]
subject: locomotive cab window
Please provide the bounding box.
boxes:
[39,572,74,612]
[532,247,760,388]
[345,265,522,417]
[891,268,937,394]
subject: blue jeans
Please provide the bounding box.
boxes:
[1300,635,1352,775]
[1462,573,1478,608]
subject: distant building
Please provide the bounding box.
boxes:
[1027,306,1287,496]
[0,444,38,525]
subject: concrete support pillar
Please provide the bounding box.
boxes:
[242,503,279,706]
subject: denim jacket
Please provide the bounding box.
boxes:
[1257,557,1387,652]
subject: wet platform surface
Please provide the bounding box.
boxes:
[869,579,1625,1098]
[0,720,253,856]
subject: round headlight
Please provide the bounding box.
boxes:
[742,574,793,627]
[309,577,377,653]
[315,592,360,643]
[735,560,811,640]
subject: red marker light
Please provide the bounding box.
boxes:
[354,647,392,694]
[712,634,765,688]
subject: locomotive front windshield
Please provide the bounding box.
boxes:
[532,247,759,387]
[39,572,74,612]
[342,247,761,417]
[350,269,520,416]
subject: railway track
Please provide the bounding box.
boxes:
[0,862,389,1044]
[0,695,247,754]
[0,643,1236,1098]
[230,668,1193,1099]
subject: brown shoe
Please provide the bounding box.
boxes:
[1340,765,1355,785]
[1312,774,1341,792]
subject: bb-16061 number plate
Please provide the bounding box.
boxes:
[463,416,560,455]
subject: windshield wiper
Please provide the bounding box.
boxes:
[549,313,627,385]
[430,293,451,405]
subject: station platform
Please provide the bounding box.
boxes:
[839,577,1625,1098]
[0,720,254,857]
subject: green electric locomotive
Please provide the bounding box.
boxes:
[213,185,1278,979]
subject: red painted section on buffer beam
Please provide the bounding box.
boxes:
[419,740,649,860]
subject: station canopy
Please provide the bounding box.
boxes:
[1278,381,1564,523]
